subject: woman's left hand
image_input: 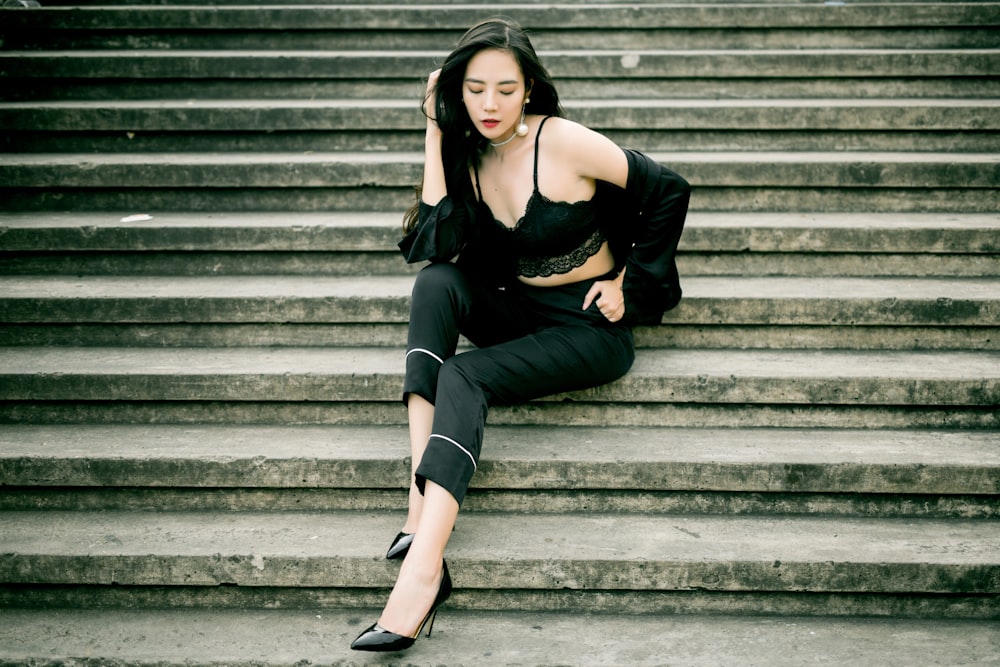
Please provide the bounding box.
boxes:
[583,270,626,323]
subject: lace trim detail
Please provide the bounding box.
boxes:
[517,228,606,278]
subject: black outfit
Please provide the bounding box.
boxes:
[398,119,690,505]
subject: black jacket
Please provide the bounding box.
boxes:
[399,147,690,326]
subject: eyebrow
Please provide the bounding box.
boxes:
[465,78,520,86]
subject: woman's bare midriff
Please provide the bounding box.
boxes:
[516,241,615,287]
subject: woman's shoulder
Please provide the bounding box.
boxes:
[537,115,593,145]
[539,116,628,187]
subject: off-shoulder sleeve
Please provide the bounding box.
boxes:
[617,149,691,325]
[397,197,470,264]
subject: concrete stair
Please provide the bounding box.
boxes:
[1,609,997,667]
[5,99,1000,153]
[2,150,999,212]
[1,1,998,664]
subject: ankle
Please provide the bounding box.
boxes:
[399,556,443,586]
[403,489,423,534]
[400,508,420,535]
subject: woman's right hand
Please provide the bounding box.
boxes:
[424,69,441,132]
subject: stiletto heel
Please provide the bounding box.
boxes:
[351,561,452,652]
[385,531,414,560]
[423,608,438,638]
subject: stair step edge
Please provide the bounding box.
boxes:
[1,608,996,667]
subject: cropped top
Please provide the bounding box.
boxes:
[398,143,691,327]
[473,116,605,278]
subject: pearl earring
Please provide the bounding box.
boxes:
[515,98,530,137]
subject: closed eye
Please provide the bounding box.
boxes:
[466,87,517,96]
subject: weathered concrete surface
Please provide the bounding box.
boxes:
[1,322,996,352]
[3,99,997,132]
[2,50,997,80]
[1,424,997,496]
[2,211,996,281]
[2,151,997,212]
[0,608,997,667]
[4,398,995,430]
[3,3,997,33]
[1,275,998,326]
[2,151,998,188]
[0,211,997,254]
[4,184,994,214]
[4,485,997,521]
[1,510,998,594]
[1,346,997,406]
[3,578,997,620]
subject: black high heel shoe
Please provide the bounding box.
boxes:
[350,561,452,652]
[385,531,414,560]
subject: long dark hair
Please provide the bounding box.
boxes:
[402,16,563,233]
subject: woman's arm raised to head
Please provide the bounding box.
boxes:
[421,69,448,207]
[399,69,476,264]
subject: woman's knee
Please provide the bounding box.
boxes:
[435,355,493,410]
[438,355,474,392]
[412,262,465,299]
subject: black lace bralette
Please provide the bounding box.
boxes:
[474,117,606,278]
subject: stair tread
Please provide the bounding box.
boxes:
[1,211,995,258]
[6,1,995,27]
[6,98,999,109]
[3,508,998,568]
[2,275,998,327]
[5,150,998,163]
[2,346,996,381]
[2,210,995,230]
[1,608,996,667]
[4,98,995,133]
[1,424,996,494]
[3,151,995,191]
[2,346,996,408]
[4,49,995,84]
[2,510,998,575]
[3,274,997,301]
[11,47,997,55]
[2,423,994,466]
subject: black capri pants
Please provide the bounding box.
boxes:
[403,261,635,506]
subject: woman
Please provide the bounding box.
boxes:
[351,16,690,652]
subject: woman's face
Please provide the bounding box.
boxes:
[462,48,530,142]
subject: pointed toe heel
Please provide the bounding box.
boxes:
[386,531,414,560]
[350,561,452,653]
[350,623,416,652]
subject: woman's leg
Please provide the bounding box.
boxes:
[400,263,530,533]
[370,324,633,644]
[401,394,434,534]
[414,321,635,506]
[376,479,458,636]
[366,277,635,646]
